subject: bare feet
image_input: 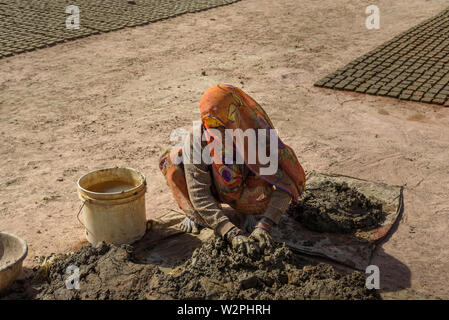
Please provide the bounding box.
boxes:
[179,217,202,234]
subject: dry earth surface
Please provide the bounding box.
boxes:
[1,0,448,299]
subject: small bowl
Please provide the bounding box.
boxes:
[0,232,28,292]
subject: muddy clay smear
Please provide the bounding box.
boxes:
[152,238,379,300]
[1,239,379,300]
[2,243,159,300]
[288,181,384,234]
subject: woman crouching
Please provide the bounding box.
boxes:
[159,84,306,256]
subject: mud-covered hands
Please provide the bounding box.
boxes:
[226,227,260,257]
[250,217,274,251]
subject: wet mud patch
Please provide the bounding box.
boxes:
[2,239,379,300]
[149,238,379,300]
[287,180,385,234]
[36,243,159,300]
[1,243,159,300]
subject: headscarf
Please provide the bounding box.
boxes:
[200,84,306,204]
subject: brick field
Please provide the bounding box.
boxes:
[315,6,449,106]
[0,0,240,59]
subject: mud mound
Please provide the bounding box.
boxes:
[287,181,384,233]
[150,238,379,300]
[36,243,159,300]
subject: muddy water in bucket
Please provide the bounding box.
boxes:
[88,180,136,194]
[77,167,147,246]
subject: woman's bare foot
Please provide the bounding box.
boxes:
[179,217,202,234]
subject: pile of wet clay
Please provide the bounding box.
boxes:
[1,243,159,300]
[36,243,162,300]
[287,180,384,234]
[1,239,379,300]
[149,238,379,300]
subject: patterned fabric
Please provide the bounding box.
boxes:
[159,84,306,222]
[200,84,306,203]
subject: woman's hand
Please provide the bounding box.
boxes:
[249,228,272,251]
[226,227,260,257]
[231,235,260,256]
[250,217,274,251]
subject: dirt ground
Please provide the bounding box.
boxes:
[1,0,449,299]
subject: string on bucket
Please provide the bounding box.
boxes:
[76,200,97,239]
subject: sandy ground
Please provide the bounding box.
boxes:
[1,0,449,299]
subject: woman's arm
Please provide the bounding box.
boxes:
[250,169,291,250]
[184,162,236,238]
[183,131,236,238]
[260,187,291,228]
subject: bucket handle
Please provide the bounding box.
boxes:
[76,200,97,239]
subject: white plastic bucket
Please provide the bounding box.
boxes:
[77,167,147,246]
